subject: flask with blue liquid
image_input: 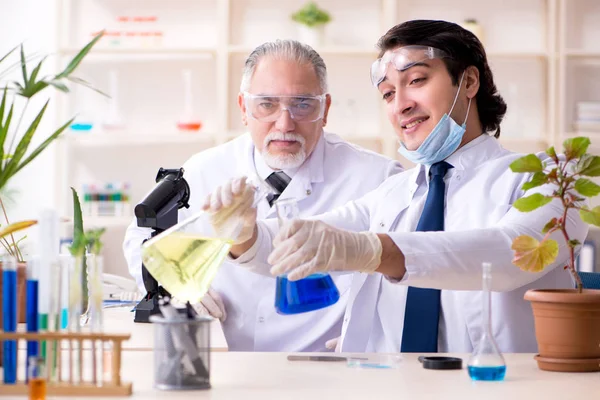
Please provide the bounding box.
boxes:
[273,198,339,315]
[467,262,506,381]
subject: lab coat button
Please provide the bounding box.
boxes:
[258,317,265,323]
[379,222,385,227]
[306,189,311,195]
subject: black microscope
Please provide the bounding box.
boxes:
[133,167,191,323]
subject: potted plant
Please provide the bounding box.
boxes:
[291,2,331,48]
[510,136,600,372]
[0,32,104,323]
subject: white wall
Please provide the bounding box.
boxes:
[0,0,58,254]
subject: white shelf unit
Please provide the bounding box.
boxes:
[54,0,594,275]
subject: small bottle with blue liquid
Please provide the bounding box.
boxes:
[467,262,506,381]
[273,198,340,315]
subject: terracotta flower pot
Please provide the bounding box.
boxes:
[525,288,600,372]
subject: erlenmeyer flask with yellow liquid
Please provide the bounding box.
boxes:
[140,180,266,304]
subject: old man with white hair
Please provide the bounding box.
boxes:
[123,39,403,352]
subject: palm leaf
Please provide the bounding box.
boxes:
[0,87,8,163]
[67,76,108,97]
[55,31,104,79]
[19,45,27,87]
[0,100,48,186]
[0,44,19,66]
[12,116,74,176]
[0,96,14,168]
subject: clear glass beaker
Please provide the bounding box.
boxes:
[467,262,506,381]
[273,198,340,315]
[141,211,234,304]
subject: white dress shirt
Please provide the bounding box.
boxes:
[123,131,403,351]
[237,134,589,353]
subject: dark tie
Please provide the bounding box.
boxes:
[265,171,291,207]
[401,161,453,353]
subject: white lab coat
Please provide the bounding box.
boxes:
[123,132,403,351]
[239,134,589,353]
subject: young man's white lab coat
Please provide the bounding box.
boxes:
[237,134,589,353]
[123,132,403,351]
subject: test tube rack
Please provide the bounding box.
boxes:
[0,331,132,396]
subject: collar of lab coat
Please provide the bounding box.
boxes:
[414,134,497,186]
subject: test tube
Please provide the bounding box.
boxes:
[26,257,40,382]
[2,255,18,384]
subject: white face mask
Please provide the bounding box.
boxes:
[397,71,471,165]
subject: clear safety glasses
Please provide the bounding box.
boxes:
[243,92,328,123]
[370,45,450,87]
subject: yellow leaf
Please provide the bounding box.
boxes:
[511,235,559,272]
[0,220,37,238]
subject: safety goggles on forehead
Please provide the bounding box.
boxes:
[243,92,327,123]
[370,45,450,87]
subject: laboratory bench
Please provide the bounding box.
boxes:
[5,308,599,399]
[2,351,597,399]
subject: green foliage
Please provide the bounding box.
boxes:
[291,2,331,27]
[510,136,600,291]
[0,32,104,191]
[513,193,553,212]
[0,32,104,261]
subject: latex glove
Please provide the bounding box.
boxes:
[193,288,227,322]
[325,336,340,352]
[268,219,382,281]
[202,177,257,244]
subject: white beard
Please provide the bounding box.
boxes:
[262,132,307,170]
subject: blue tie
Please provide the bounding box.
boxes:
[401,161,453,353]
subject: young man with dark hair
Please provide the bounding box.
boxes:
[206,20,588,353]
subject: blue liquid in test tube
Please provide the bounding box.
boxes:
[2,259,18,384]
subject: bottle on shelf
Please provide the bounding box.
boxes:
[461,19,485,44]
[176,69,203,132]
[102,69,126,131]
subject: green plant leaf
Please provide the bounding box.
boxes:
[542,218,558,234]
[512,235,559,272]
[546,146,557,160]
[0,101,48,187]
[522,171,548,191]
[563,137,591,160]
[46,80,69,93]
[12,117,74,177]
[577,154,600,177]
[0,44,19,66]
[0,87,11,164]
[56,31,104,79]
[568,239,581,248]
[580,206,600,227]
[574,178,600,197]
[69,187,86,257]
[67,76,108,97]
[28,57,46,85]
[513,193,553,212]
[510,154,543,173]
[86,228,106,255]
[19,45,27,88]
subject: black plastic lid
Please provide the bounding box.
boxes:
[418,356,463,370]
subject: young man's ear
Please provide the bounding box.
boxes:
[465,66,480,99]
